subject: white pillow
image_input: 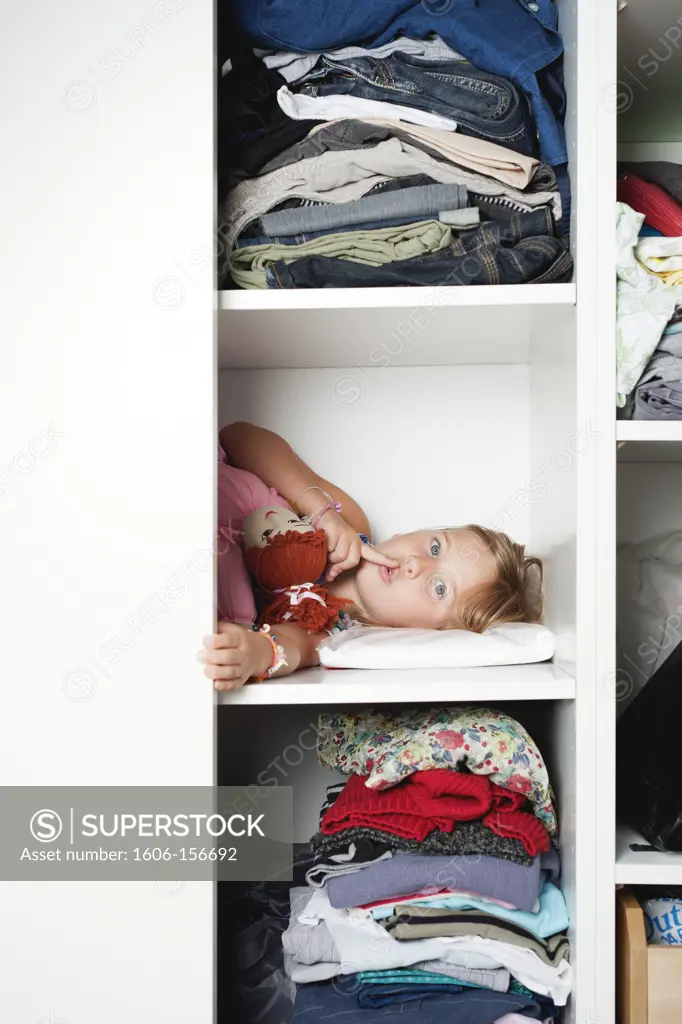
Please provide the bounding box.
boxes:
[318,621,555,670]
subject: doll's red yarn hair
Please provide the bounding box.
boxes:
[243,529,350,633]
[243,528,328,592]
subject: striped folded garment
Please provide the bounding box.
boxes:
[618,173,682,237]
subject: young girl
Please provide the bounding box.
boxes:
[200,421,543,691]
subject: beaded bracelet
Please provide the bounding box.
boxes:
[292,486,342,525]
[252,623,287,681]
[291,484,325,511]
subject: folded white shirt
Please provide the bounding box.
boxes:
[277,86,459,133]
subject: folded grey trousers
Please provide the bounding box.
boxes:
[631,352,682,419]
[624,336,682,420]
[259,183,468,236]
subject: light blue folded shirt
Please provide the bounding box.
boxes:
[663,321,682,337]
[370,881,568,941]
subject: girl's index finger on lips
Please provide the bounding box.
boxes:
[359,545,400,568]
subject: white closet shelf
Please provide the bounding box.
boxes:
[617,423,682,462]
[220,284,576,313]
[617,423,682,442]
[219,285,576,369]
[616,825,682,885]
[217,662,576,706]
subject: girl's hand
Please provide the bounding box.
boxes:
[320,511,399,581]
[199,622,271,691]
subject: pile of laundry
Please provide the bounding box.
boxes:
[616,162,682,418]
[279,706,572,1023]
[218,0,572,289]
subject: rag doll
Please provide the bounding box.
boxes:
[242,506,349,632]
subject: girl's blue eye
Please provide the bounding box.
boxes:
[431,539,440,557]
[434,578,446,599]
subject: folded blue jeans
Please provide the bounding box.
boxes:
[266,209,573,288]
[292,977,546,1024]
[235,214,436,248]
[295,53,536,156]
[357,982,464,1007]
[233,0,568,165]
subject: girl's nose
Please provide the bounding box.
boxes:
[402,555,424,578]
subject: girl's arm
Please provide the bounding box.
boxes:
[201,621,325,691]
[220,421,370,537]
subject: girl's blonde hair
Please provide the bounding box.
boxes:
[447,524,544,634]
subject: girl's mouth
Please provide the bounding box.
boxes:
[379,566,395,585]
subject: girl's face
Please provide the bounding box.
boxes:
[354,528,498,629]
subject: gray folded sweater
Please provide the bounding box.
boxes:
[326,851,541,912]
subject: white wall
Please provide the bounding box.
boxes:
[219,365,531,545]
[617,0,682,144]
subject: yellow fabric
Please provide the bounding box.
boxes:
[636,237,682,285]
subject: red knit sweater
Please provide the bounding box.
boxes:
[321,769,550,856]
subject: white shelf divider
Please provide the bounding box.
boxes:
[219,287,577,369]
[616,825,682,886]
[617,422,682,443]
[220,284,576,313]
[217,662,576,706]
[617,423,682,463]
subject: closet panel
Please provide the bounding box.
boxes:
[529,310,578,665]
[0,1,214,1021]
[567,0,618,1017]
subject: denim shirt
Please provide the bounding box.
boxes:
[235,0,567,166]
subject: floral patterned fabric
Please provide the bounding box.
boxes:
[317,706,556,835]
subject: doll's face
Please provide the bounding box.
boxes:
[243,506,313,549]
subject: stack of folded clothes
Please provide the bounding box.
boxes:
[284,706,572,1022]
[218,0,572,289]
[616,161,682,416]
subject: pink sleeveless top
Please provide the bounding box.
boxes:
[217,458,291,623]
